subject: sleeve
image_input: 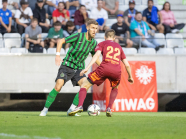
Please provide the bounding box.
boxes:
[130,21,137,30]
[25,27,29,34]
[9,11,12,17]
[66,10,70,18]
[52,10,57,17]
[65,33,79,43]
[145,22,150,30]
[142,9,146,17]
[121,48,126,60]
[123,10,128,17]
[95,41,104,52]
[38,27,42,34]
[63,30,69,38]
[14,10,20,19]
[90,40,98,55]
[47,28,53,38]
[28,8,33,16]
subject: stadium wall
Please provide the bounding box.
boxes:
[0,54,185,93]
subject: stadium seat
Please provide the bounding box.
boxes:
[166,33,184,48]
[157,48,174,54]
[95,33,105,39]
[119,5,129,11]
[106,19,117,28]
[174,48,186,54]
[11,48,28,53]
[135,5,147,12]
[154,33,167,47]
[4,33,21,40]
[66,48,69,54]
[119,0,124,4]
[122,48,137,54]
[47,48,65,54]
[0,33,2,39]
[95,39,105,44]
[0,40,3,48]
[4,39,21,48]
[138,48,156,54]
[43,48,47,54]
[0,48,10,53]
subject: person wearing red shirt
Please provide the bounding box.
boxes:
[68,29,134,117]
[52,2,70,26]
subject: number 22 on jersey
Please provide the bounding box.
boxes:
[106,46,120,61]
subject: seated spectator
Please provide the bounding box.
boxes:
[25,18,44,53]
[0,0,16,34]
[90,0,109,32]
[80,18,92,33]
[47,21,63,48]
[0,0,19,10]
[111,14,133,48]
[66,0,79,17]
[142,0,164,33]
[81,0,97,12]
[102,0,123,16]
[33,0,50,33]
[124,0,138,27]
[15,0,33,35]
[161,2,185,34]
[130,12,164,50]
[52,2,70,27]
[46,0,68,15]
[74,5,88,29]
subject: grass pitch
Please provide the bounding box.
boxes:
[0,112,186,139]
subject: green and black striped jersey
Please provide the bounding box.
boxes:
[62,33,97,70]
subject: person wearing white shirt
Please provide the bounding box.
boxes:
[90,0,109,32]
[15,0,33,35]
[80,0,97,11]
[46,0,68,15]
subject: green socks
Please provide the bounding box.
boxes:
[45,89,59,108]
[72,92,79,106]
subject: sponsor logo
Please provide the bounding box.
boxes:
[60,72,64,77]
[135,65,154,85]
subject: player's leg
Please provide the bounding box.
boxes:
[106,82,120,117]
[40,79,64,116]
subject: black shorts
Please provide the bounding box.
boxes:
[55,65,86,86]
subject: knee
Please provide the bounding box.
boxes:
[54,84,62,92]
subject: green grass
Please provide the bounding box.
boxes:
[0,112,186,139]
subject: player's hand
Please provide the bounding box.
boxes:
[80,68,88,76]
[55,55,62,66]
[128,77,134,84]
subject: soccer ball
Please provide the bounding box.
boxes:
[87,104,100,116]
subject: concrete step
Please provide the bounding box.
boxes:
[173,11,186,19]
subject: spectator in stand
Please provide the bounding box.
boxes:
[130,12,164,51]
[111,14,133,48]
[52,2,70,27]
[25,18,44,53]
[0,0,16,34]
[15,0,33,35]
[66,0,79,17]
[142,0,164,33]
[33,0,50,33]
[124,0,138,27]
[74,5,88,29]
[102,0,123,16]
[79,18,92,33]
[0,0,19,10]
[46,0,68,15]
[81,0,97,12]
[161,2,185,34]
[63,20,77,49]
[90,0,109,32]
[47,21,63,48]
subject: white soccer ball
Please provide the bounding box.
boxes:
[87,104,100,116]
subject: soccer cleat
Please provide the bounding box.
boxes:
[106,107,113,117]
[68,106,83,116]
[39,109,48,116]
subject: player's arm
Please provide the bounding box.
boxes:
[122,59,134,84]
[80,50,101,76]
[92,54,101,66]
[55,38,66,66]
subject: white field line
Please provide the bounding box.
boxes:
[0,133,61,139]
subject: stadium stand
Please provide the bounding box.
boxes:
[166,33,184,48]
[4,39,21,49]
[3,33,21,40]
[154,33,167,48]
[138,48,156,54]
[175,48,186,54]
[95,33,105,39]
[157,48,174,54]
[0,48,10,53]
[10,48,28,53]
[122,48,137,54]
[47,48,65,54]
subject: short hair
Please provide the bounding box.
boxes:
[66,21,74,27]
[105,29,115,38]
[135,11,142,15]
[162,2,171,11]
[87,19,98,26]
[58,2,66,9]
[148,0,153,3]
[53,21,62,26]
[85,18,92,23]
[80,4,86,8]
[2,0,7,3]
[31,18,38,23]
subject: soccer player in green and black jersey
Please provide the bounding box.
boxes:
[40,20,100,116]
